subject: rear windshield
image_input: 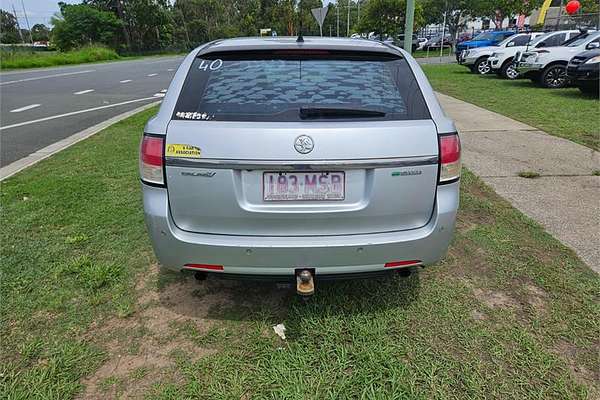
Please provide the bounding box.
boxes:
[173,51,430,122]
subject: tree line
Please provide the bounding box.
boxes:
[1,0,598,53]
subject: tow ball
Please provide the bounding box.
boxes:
[296,269,315,298]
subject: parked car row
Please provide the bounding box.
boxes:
[457,29,600,96]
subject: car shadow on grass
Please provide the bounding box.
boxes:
[548,88,599,100]
[156,268,421,323]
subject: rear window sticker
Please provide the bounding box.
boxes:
[166,144,202,158]
[175,111,214,120]
[198,59,223,71]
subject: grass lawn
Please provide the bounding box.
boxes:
[0,46,184,71]
[1,108,599,399]
[0,46,121,70]
[422,63,600,151]
[413,48,454,58]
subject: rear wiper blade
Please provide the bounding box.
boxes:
[299,107,386,119]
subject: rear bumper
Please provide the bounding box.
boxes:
[142,181,459,276]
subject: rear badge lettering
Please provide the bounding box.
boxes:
[166,144,202,158]
[181,171,216,177]
[392,170,422,176]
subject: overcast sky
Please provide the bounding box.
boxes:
[0,0,79,27]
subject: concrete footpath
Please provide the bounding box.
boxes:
[417,55,456,65]
[436,93,600,273]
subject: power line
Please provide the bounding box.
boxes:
[11,3,25,43]
[20,0,33,43]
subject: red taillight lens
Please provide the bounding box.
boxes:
[439,134,461,184]
[140,135,164,185]
[184,263,224,271]
[384,260,422,268]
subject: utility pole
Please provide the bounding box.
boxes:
[20,0,33,43]
[336,2,340,37]
[11,4,24,43]
[440,6,447,58]
[403,0,415,53]
[347,0,350,37]
[114,0,132,50]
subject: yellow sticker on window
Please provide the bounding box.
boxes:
[166,144,201,158]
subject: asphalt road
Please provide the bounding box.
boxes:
[0,56,184,167]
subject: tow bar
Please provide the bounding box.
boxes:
[296,269,314,298]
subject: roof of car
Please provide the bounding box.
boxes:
[196,36,404,56]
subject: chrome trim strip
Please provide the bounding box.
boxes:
[165,156,439,170]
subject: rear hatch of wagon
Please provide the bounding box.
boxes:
[165,49,440,236]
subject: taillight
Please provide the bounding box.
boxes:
[184,263,224,271]
[384,260,422,268]
[439,133,461,184]
[140,134,164,186]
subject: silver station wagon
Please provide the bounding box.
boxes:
[140,37,460,296]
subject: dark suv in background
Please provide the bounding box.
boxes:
[567,49,600,96]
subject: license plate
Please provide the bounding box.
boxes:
[263,171,345,201]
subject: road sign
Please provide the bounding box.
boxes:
[311,6,328,37]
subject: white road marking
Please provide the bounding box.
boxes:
[73,89,94,95]
[167,68,174,71]
[147,73,158,77]
[10,104,41,113]
[153,93,165,97]
[0,70,95,86]
[0,97,158,131]
[1,101,161,181]
[120,79,132,83]
[160,89,167,93]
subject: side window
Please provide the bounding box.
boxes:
[587,38,600,49]
[544,33,565,47]
[509,35,531,46]
[493,34,506,44]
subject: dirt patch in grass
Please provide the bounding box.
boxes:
[522,282,549,314]
[470,309,488,321]
[473,288,518,309]
[78,264,291,399]
[77,265,222,399]
[554,340,600,396]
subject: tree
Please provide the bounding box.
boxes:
[86,0,173,51]
[358,0,423,37]
[51,3,123,51]
[298,0,323,36]
[479,0,543,29]
[122,0,173,51]
[31,23,50,42]
[421,0,488,47]
[359,0,404,37]
[0,9,21,44]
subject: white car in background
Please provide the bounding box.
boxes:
[518,30,600,88]
[489,30,579,79]
[459,33,540,75]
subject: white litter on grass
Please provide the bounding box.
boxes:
[273,323,286,340]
